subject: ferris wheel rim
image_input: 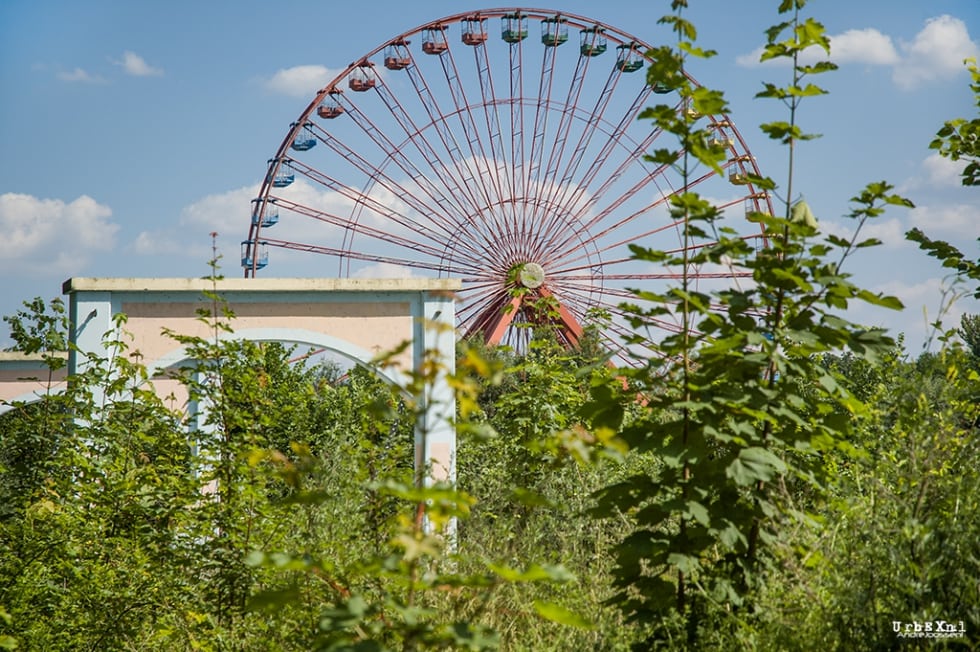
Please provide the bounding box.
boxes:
[244,7,774,363]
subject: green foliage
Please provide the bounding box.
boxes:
[0,298,71,522]
[2,297,68,358]
[960,313,980,366]
[2,3,979,651]
[0,605,14,650]
[761,348,980,650]
[930,58,980,186]
[583,1,918,647]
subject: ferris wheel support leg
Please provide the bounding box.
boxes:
[537,286,584,348]
[481,295,523,346]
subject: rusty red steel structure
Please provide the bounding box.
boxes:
[244,8,773,363]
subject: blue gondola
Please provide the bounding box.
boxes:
[273,174,294,188]
[290,122,316,152]
[241,240,269,270]
[266,158,294,188]
[251,198,278,227]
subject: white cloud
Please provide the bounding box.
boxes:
[736,15,978,91]
[734,39,832,68]
[821,217,910,249]
[920,152,968,189]
[908,203,978,240]
[352,262,419,278]
[0,193,118,275]
[869,275,980,352]
[893,15,979,90]
[113,51,163,77]
[829,28,899,64]
[57,67,106,83]
[734,46,768,68]
[179,185,258,235]
[129,185,258,264]
[263,65,343,97]
[130,230,194,257]
[128,178,358,270]
[863,218,909,249]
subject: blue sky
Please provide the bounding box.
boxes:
[1,0,977,355]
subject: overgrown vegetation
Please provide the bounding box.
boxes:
[2,1,979,650]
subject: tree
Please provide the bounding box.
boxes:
[959,313,980,364]
[930,58,980,187]
[586,1,910,646]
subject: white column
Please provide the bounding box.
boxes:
[66,290,115,411]
[413,290,457,488]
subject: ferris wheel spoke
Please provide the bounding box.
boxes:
[562,87,669,212]
[533,86,664,254]
[544,210,683,270]
[507,36,526,204]
[545,165,720,266]
[469,32,515,208]
[285,154,492,265]
[522,67,620,246]
[550,286,683,338]
[548,72,653,213]
[563,136,673,231]
[271,160,490,264]
[265,196,483,273]
[262,237,469,274]
[538,51,593,206]
[521,32,563,242]
[434,41,530,263]
[370,82,496,240]
[439,40,509,209]
[398,50,505,240]
[577,284,752,327]
[548,237,751,279]
[539,123,675,256]
[304,121,485,253]
[456,290,507,327]
[548,148,668,260]
[333,85,489,243]
[456,278,506,303]
[337,77,529,267]
[460,287,517,341]
[563,284,640,305]
[550,194,764,276]
[541,205,678,272]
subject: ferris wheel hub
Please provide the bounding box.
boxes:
[518,262,546,289]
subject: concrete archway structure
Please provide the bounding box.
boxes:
[0,352,67,409]
[57,276,460,484]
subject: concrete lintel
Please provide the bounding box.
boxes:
[0,351,68,364]
[63,277,462,295]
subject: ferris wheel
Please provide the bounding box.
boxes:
[243,8,772,362]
